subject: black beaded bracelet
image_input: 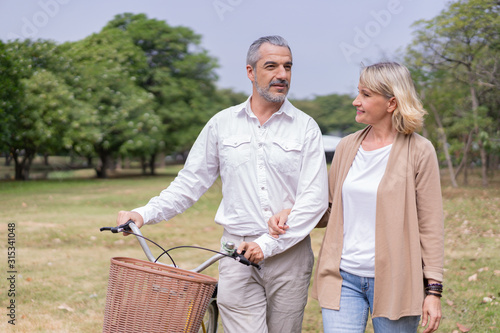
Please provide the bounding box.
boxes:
[426,285,443,292]
[425,290,442,298]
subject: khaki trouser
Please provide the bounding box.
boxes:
[217,230,314,333]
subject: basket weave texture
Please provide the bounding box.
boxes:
[103,257,217,333]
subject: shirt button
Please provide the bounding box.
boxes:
[261,187,265,191]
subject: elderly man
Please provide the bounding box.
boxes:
[117,35,328,332]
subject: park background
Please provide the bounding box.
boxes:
[0,0,499,332]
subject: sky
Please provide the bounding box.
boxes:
[0,0,450,99]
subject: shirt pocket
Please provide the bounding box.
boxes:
[270,138,303,174]
[220,135,252,169]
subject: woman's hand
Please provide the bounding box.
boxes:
[421,281,442,333]
[267,208,291,238]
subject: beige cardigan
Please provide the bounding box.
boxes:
[312,126,444,320]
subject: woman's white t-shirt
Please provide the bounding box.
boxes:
[340,144,392,278]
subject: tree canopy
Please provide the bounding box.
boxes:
[1,13,225,179]
[406,0,499,186]
[1,2,498,185]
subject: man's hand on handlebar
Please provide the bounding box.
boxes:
[116,211,144,235]
[237,242,263,264]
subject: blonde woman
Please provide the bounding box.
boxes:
[269,62,444,332]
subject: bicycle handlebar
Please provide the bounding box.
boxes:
[99,219,134,233]
[233,250,261,269]
[100,220,261,271]
[101,220,157,262]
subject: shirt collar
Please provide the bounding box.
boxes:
[235,95,294,120]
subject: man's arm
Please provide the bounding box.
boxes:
[116,119,220,227]
[252,125,329,259]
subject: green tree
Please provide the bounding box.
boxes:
[119,107,164,174]
[408,0,500,186]
[13,70,83,179]
[408,66,471,187]
[60,27,155,178]
[1,40,76,180]
[103,13,220,173]
[0,40,23,165]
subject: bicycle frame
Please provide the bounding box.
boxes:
[100,220,259,333]
[123,221,236,272]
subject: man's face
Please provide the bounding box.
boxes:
[248,43,292,103]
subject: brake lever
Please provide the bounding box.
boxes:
[100,220,134,233]
[232,250,261,270]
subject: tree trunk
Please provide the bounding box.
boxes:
[488,154,497,177]
[95,152,109,178]
[469,77,488,186]
[430,104,458,187]
[25,154,34,179]
[479,142,488,187]
[149,154,156,175]
[5,153,12,166]
[454,130,474,185]
[11,148,35,180]
[141,156,147,175]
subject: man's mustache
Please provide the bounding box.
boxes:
[268,80,289,88]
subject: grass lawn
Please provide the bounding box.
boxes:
[0,166,499,332]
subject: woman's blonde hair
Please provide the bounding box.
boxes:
[359,62,427,134]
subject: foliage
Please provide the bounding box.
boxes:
[0,40,23,153]
[292,94,363,136]
[1,3,499,181]
[0,13,223,179]
[406,0,500,186]
[59,28,157,177]
[103,13,221,166]
[1,40,74,179]
[20,71,83,155]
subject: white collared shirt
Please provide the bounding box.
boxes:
[133,96,328,258]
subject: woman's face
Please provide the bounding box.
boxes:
[352,83,395,126]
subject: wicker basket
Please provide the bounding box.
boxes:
[102,257,217,333]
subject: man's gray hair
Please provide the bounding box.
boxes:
[246,35,291,68]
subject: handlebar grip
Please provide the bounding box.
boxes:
[232,251,261,270]
[100,220,134,233]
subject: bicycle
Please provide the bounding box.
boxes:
[100,220,260,333]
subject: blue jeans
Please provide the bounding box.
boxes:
[322,270,420,333]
